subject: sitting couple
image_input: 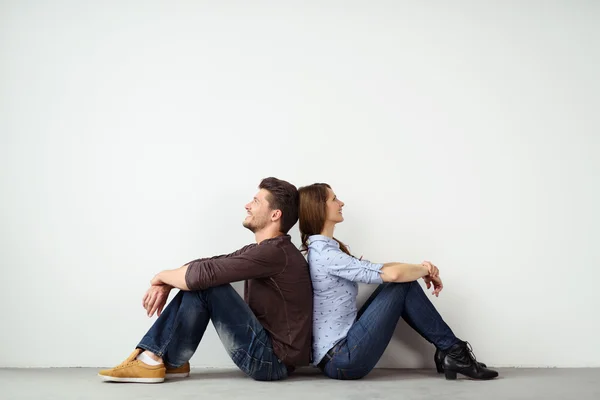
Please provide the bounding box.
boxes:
[99,177,498,383]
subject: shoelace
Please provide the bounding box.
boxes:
[116,359,137,368]
[464,341,479,365]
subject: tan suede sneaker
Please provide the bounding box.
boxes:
[98,349,166,383]
[166,362,190,378]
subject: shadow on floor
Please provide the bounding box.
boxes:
[176,367,440,383]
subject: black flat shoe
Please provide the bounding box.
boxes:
[442,341,498,380]
[435,347,487,373]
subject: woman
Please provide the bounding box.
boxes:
[298,183,498,380]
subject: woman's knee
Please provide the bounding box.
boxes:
[386,281,415,293]
[394,280,422,290]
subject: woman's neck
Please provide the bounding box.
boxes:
[320,222,335,238]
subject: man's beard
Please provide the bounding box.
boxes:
[243,218,265,233]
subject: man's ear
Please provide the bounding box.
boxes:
[271,209,282,222]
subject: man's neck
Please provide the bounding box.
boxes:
[254,229,283,244]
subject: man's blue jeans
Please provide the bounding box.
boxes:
[321,281,459,380]
[137,284,288,381]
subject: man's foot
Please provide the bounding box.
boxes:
[443,341,499,380]
[98,349,166,383]
[166,362,190,378]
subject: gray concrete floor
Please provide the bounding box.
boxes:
[1,367,598,400]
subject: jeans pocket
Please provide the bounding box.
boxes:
[231,349,273,381]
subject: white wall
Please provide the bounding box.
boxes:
[1,1,599,368]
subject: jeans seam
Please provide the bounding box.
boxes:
[233,348,275,380]
[244,324,271,348]
[154,319,181,357]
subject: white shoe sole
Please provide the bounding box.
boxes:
[98,374,164,383]
[165,372,190,379]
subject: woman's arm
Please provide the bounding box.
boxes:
[320,240,439,285]
[380,262,437,283]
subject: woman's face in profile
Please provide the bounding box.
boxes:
[325,188,345,225]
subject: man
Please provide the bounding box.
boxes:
[99,177,313,382]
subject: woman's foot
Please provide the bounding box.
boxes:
[434,347,487,373]
[442,341,498,380]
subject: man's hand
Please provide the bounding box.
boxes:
[142,284,172,317]
[150,272,165,286]
[423,275,444,297]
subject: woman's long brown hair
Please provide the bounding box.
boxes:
[298,183,351,256]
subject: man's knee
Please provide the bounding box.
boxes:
[194,284,237,300]
[248,366,288,382]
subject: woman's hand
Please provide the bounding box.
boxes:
[423,275,444,297]
[422,260,439,277]
[422,261,443,296]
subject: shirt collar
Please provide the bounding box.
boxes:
[260,234,291,245]
[308,235,338,247]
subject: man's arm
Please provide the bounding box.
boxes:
[151,244,257,290]
[151,266,190,290]
[184,244,255,266]
[152,243,286,291]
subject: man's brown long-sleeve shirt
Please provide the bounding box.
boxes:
[184,235,313,369]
